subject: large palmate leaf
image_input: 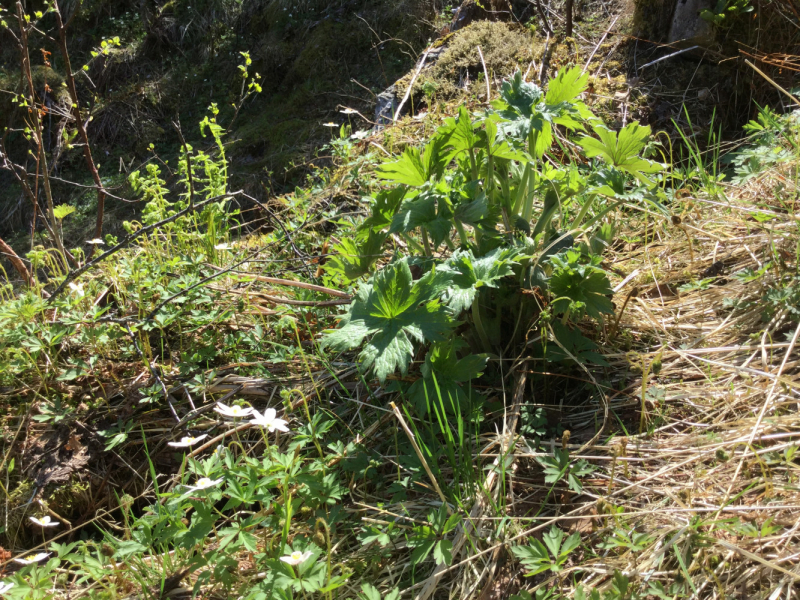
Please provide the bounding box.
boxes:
[544,66,589,106]
[547,250,614,321]
[453,194,490,227]
[481,118,526,162]
[546,320,609,366]
[578,122,664,184]
[440,106,481,159]
[361,187,408,232]
[433,247,519,314]
[322,260,454,382]
[494,67,591,156]
[496,69,543,116]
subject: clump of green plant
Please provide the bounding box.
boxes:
[700,0,754,26]
[323,66,667,398]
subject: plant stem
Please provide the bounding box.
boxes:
[455,220,470,247]
[421,228,433,256]
[53,3,107,239]
[472,291,493,352]
[468,148,479,181]
[400,232,425,255]
[513,162,531,216]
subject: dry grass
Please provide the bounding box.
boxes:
[397,161,800,599]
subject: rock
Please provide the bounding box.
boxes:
[668,0,714,45]
[373,46,447,127]
[374,84,399,126]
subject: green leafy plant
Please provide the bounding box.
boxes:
[536,447,596,493]
[512,525,581,576]
[324,67,665,386]
[700,0,754,25]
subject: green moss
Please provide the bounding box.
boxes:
[400,21,535,99]
[232,86,319,172]
[631,0,677,42]
[30,65,71,105]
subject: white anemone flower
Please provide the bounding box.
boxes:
[214,403,253,418]
[13,552,51,565]
[250,408,289,433]
[29,515,59,527]
[68,282,85,297]
[339,107,358,114]
[186,477,223,491]
[0,581,14,595]
[214,243,232,251]
[168,434,208,448]
[279,550,313,566]
[86,238,105,245]
[322,122,337,127]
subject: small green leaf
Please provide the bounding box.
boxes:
[53,205,76,220]
[512,540,552,576]
[359,584,382,600]
[433,539,453,565]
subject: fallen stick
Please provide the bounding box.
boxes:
[206,265,350,298]
[584,15,619,72]
[638,46,699,72]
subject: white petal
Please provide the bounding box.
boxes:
[272,420,290,433]
[264,408,277,420]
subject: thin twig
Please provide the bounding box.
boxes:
[584,15,619,72]
[394,47,432,122]
[390,401,451,512]
[477,46,491,102]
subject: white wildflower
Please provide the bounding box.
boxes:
[186,477,223,491]
[214,403,253,418]
[29,515,59,528]
[279,550,313,566]
[13,552,50,565]
[249,408,289,433]
[168,434,208,448]
[68,282,85,297]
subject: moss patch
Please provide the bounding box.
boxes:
[400,21,535,99]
